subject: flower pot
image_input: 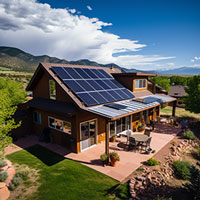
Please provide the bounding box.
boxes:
[110,157,118,167]
[102,158,109,167]
[138,126,145,132]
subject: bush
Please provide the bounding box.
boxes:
[152,150,156,153]
[146,158,160,166]
[136,167,144,171]
[100,153,108,161]
[173,160,191,180]
[15,168,29,180]
[183,130,195,140]
[0,160,6,168]
[184,165,200,199]
[0,171,8,182]
[11,176,23,187]
[8,183,16,191]
[197,147,200,160]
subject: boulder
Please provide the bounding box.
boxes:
[5,167,15,186]
[0,186,10,200]
[5,160,12,168]
[0,166,8,172]
[0,183,6,189]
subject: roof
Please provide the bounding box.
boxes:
[26,98,76,116]
[113,72,157,77]
[169,85,187,97]
[87,94,176,120]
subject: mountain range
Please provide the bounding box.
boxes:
[0,46,199,75]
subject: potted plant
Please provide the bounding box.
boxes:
[109,152,120,167]
[100,153,109,167]
[110,134,117,142]
[138,121,145,132]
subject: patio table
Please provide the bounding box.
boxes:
[131,134,148,143]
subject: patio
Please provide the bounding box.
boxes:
[5,123,181,182]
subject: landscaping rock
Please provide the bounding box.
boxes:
[0,182,6,189]
[0,186,10,200]
[5,167,15,186]
[6,160,12,168]
[0,166,8,172]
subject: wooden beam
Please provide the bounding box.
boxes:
[172,101,177,117]
[105,120,110,155]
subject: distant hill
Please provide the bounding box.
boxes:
[157,67,200,75]
[0,46,200,75]
[0,46,127,72]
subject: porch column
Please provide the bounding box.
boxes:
[172,100,177,117]
[105,120,110,155]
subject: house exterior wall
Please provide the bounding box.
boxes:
[33,72,72,102]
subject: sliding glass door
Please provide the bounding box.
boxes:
[80,119,97,151]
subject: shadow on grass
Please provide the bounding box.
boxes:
[25,144,65,166]
[105,183,130,200]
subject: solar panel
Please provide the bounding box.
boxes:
[105,103,127,110]
[142,96,161,104]
[51,66,135,106]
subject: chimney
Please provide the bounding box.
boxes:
[110,64,114,70]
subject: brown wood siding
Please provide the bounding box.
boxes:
[114,76,133,91]
[33,70,72,102]
[31,108,77,152]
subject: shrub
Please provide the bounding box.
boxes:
[152,150,156,153]
[197,147,200,160]
[8,183,16,191]
[136,167,144,171]
[183,130,195,140]
[173,160,191,180]
[146,158,160,166]
[11,176,23,187]
[0,160,6,168]
[109,152,120,161]
[0,171,8,182]
[15,168,29,180]
[100,153,108,161]
[184,165,200,199]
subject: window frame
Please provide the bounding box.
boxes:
[134,79,147,89]
[48,116,71,135]
[33,111,41,124]
[49,79,56,100]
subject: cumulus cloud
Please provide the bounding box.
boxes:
[191,56,200,62]
[0,0,174,69]
[87,5,92,11]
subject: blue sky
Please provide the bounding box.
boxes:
[0,0,199,70]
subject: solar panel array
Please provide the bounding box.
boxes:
[51,66,135,106]
[142,96,162,104]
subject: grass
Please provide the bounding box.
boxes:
[161,106,200,121]
[6,145,129,200]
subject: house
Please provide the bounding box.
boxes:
[14,63,177,154]
[169,85,187,107]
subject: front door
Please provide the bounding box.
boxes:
[80,120,97,151]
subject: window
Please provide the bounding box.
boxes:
[49,80,56,99]
[48,117,71,134]
[33,111,41,124]
[135,79,146,89]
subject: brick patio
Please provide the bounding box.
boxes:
[5,123,181,182]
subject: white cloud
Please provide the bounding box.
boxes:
[69,9,76,14]
[0,0,174,69]
[87,5,92,11]
[191,56,200,62]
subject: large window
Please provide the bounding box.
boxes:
[49,80,56,99]
[33,111,41,124]
[48,117,71,134]
[135,79,146,89]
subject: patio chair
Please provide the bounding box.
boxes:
[126,129,132,145]
[141,137,152,152]
[128,137,139,151]
[144,129,151,137]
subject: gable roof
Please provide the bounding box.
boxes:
[169,85,187,97]
[26,62,126,109]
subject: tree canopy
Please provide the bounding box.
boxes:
[184,75,200,113]
[0,78,27,155]
[150,76,170,92]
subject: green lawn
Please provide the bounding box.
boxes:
[6,145,129,200]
